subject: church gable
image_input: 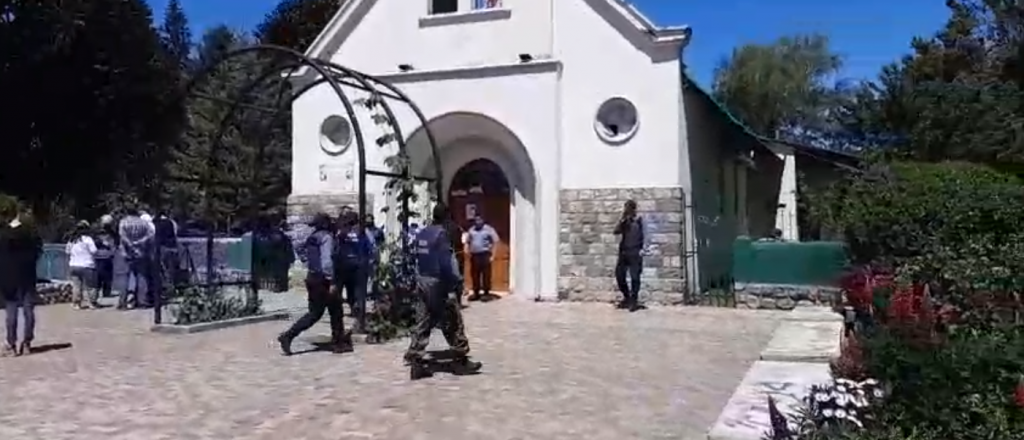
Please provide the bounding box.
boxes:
[300,0,690,76]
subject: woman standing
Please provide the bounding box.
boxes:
[67,220,99,309]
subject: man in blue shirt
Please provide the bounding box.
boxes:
[463,214,500,301]
[404,204,483,380]
[277,212,353,355]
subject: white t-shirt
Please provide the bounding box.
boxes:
[67,236,98,268]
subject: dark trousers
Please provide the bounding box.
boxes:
[615,253,643,304]
[405,276,470,361]
[95,258,114,298]
[120,257,154,307]
[469,251,492,295]
[158,246,181,289]
[338,264,368,327]
[4,287,36,347]
[282,274,346,342]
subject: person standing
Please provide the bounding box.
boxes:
[404,204,483,380]
[364,214,384,300]
[613,200,645,312]
[117,205,156,309]
[93,215,117,299]
[463,214,500,302]
[277,213,352,355]
[67,221,99,310]
[152,210,180,294]
[334,211,375,334]
[1,206,42,356]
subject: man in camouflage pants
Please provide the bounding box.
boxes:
[403,204,483,380]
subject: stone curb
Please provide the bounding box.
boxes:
[150,311,292,334]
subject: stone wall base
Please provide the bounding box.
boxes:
[734,283,843,310]
[286,193,375,287]
[557,187,687,305]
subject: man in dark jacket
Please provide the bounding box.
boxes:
[613,200,645,312]
[277,212,352,355]
[404,204,483,380]
[1,207,42,356]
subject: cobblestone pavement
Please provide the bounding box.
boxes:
[0,297,786,440]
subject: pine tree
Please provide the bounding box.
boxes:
[160,0,193,72]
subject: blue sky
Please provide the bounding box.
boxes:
[145,0,950,86]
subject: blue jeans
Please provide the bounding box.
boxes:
[4,287,36,346]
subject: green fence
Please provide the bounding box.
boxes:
[732,237,848,286]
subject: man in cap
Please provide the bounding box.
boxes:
[404,204,483,380]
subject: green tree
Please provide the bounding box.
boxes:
[711,34,844,140]
[255,0,340,51]
[160,0,193,72]
[0,0,185,223]
[842,0,1024,168]
[172,26,291,229]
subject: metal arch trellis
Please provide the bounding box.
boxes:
[156,44,445,325]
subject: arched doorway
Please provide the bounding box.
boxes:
[448,158,512,295]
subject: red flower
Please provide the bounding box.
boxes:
[1015,382,1024,408]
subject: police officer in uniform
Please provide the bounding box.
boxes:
[404,204,483,380]
[277,212,353,355]
[334,210,374,334]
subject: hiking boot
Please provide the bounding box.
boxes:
[628,301,641,312]
[1,343,16,357]
[332,335,355,354]
[17,341,31,356]
[453,356,483,374]
[276,334,293,356]
[410,360,433,380]
[468,293,482,302]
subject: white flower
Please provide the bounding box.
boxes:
[836,378,855,386]
[835,408,848,418]
[852,395,869,407]
[822,408,835,418]
[861,378,879,386]
[835,384,849,393]
[872,388,885,398]
[833,393,849,406]
[846,415,864,428]
[815,391,831,402]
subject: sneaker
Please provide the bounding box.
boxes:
[17,342,31,356]
[0,344,16,357]
[467,294,482,302]
[276,334,293,356]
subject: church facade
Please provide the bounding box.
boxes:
[287,0,776,303]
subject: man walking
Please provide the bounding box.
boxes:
[277,213,353,355]
[463,214,500,301]
[613,200,645,312]
[117,205,156,309]
[404,204,483,380]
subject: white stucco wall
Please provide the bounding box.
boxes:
[328,0,554,74]
[774,148,799,241]
[553,0,685,189]
[291,0,690,298]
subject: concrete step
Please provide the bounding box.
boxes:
[760,320,842,363]
[707,361,831,440]
[783,306,842,323]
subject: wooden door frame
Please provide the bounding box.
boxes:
[447,158,512,294]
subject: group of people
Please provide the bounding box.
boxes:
[278,204,482,380]
[64,205,182,311]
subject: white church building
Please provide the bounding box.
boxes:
[286,0,781,304]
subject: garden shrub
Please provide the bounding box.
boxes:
[787,161,1024,439]
[364,239,419,344]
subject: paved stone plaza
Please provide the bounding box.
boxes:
[0,297,786,440]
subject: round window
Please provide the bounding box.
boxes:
[319,115,352,155]
[594,97,639,144]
